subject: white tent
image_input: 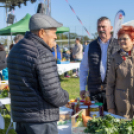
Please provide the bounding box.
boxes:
[122,20,134,27]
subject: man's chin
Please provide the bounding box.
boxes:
[99,36,107,40]
[51,43,56,48]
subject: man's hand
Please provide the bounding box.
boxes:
[80,90,86,100]
[108,109,115,114]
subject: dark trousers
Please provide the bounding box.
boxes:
[64,72,68,76]
[90,91,107,111]
[15,121,58,134]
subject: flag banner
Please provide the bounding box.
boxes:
[113,10,125,39]
[65,0,90,37]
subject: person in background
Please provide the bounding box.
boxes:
[0,44,7,70]
[72,38,83,77]
[70,47,74,61]
[72,38,83,61]
[52,44,62,61]
[10,35,25,51]
[9,44,14,50]
[62,47,70,78]
[83,41,88,53]
[106,26,134,119]
[0,44,7,80]
[13,34,24,44]
[80,16,120,111]
[7,13,69,134]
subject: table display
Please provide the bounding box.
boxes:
[57,63,80,75]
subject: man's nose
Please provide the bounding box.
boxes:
[99,27,103,31]
[55,35,57,39]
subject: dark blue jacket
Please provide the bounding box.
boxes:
[7,32,69,122]
[62,52,70,60]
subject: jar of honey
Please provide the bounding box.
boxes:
[90,104,100,118]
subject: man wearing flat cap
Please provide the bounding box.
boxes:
[7,13,69,134]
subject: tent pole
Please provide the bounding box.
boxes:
[6,0,8,26]
[8,32,13,53]
[69,32,70,49]
[11,33,12,42]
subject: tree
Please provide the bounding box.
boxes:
[92,32,98,39]
[83,35,90,41]
[69,33,78,39]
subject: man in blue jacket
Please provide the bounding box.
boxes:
[52,44,62,60]
[7,13,69,134]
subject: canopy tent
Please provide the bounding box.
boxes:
[56,27,70,33]
[0,13,70,35]
[122,20,134,27]
[0,13,31,36]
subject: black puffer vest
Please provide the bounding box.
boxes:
[88,38,120,93]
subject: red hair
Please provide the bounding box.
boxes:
[118,26,134,40]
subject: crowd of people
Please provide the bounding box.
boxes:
[0,13,134,134]
[51,37,86,78]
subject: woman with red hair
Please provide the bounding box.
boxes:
[106,26,134,118]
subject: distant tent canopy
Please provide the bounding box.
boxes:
[0,13,70,36]
[0,13,31,36]
[57,27,70,33]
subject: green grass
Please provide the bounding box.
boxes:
[0,77,80,134]
[60,76,80,99]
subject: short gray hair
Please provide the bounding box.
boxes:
[97,16,111,26]
[14,34,24,43]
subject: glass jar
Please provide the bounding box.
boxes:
[90,104,100,118]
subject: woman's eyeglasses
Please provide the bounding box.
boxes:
[118,38,130,42]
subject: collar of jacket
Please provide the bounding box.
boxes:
[120,48,134,57]
[97,37,113,45]
[25,31,53,52]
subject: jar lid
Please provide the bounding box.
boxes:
[79,105,88,109]
[90,104,99,108]
[95,103,103,106]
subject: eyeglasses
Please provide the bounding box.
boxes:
[118,38,130,42]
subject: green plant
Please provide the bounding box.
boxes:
[84,115,134,134]
[0,89,8,98]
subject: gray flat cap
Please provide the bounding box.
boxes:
[29,13,63,31]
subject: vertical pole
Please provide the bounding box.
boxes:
[81,26,84,44]
[44,0,51,16]
[75,26,76,38]
[60,33,63,49]
[44,0,46,14]
[68,32,70,48]
[5,0,9,53]
[6,0,8,26]
[49,0,51,16]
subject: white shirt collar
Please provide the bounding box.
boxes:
[99,38,110,45]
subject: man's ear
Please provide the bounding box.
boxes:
[38,29,45,39]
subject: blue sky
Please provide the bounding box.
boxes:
[0,0,134,38]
